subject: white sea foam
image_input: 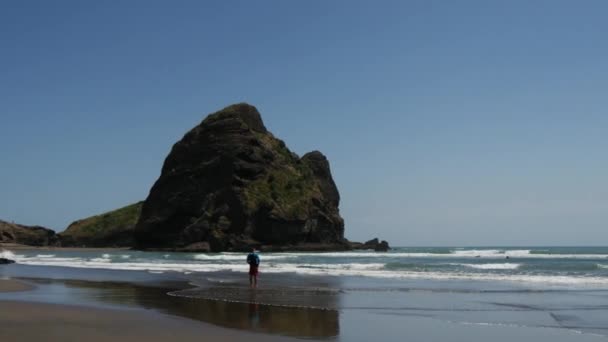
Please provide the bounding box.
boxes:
[14,259,249,273]
[0,250,16,259]
[449,249,539,258]
[258,265,608,286]
[450,249,608,259]
[186,250,608,260]
[292,263,386,271]
[192,254,241,261]
[90,258,112,263]
[10,255,608,286]
[6,249,608,287]
[17,256,81,263]
[446,249,608,259]
[450,249,506,257]
[192,253,296,261]
[458,263,521,270]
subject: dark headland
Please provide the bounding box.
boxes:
[1,104,389,252]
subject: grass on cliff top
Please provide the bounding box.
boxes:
[243,133,321,219]
[245,168,321,219]
[62,202,143,237]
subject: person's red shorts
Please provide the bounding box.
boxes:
[249,265,259,276]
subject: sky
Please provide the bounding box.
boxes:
[1,0,607,246]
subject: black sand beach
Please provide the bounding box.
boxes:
[0,278,302,342]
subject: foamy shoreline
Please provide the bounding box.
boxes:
[4,247,608,287]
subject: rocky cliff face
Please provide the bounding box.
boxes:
[59,202,143,247]
[0,220,58,246]
[134,103,345,251]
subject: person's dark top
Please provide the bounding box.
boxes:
[247,252,260,266]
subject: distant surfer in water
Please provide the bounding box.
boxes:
[247,248,260,288]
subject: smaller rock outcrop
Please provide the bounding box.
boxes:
[0,220,58,246]
[361,238,391,252]
[59,202,143,247]
[346,238,391,251]
[0,258,15,265]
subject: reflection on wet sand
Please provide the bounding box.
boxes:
[19,278,340,339]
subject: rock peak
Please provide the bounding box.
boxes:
[202,103,267,133]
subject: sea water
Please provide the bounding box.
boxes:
[3,247,608,286]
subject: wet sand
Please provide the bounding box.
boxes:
[0,279,34,292]
[0,300,301,342]
[0,279,298,342]
[0,277,338,339]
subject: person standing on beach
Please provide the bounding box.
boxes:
[247,248,260,288]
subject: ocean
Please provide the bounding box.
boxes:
[3,247,608,286]
[2,247,608,340]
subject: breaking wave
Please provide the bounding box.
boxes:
[0,250,16,259]
[458,263,521,270]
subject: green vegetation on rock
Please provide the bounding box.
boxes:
[60,202,143,247]
[242,132,321,219]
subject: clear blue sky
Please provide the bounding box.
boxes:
[1,1,607,246]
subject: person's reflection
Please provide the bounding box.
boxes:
[248,289,260,329]
[46,278,341,338]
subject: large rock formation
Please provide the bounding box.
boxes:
[0,220,58,246]
[134,103,346,252]
[59,202,143,247]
